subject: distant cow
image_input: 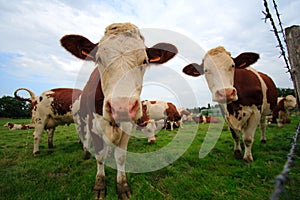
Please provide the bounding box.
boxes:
[14,88,82,154]
[272,95,297,127]
[183,46,277,162]
[60,22,177,199]
[192,115,222,123]
[4,122,35,130]
[141,100,181,131]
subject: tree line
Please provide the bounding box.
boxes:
[0,88,295,119]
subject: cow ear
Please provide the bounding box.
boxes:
[146,43,178,64]
[233,52,259,68]
[182,63,204,77]
[60,34,98,62]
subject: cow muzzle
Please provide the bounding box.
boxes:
[106,97,140,122]
[214,88,237,103]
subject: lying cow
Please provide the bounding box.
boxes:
[192,115,222,123]
[272,95,297,127]
[14,88,82,154]
[60,22,177,199]
[183,46,277,162]
[4,122,35,130]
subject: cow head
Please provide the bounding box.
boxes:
[182,46,259,104]
[61,22,177,123]
[284,95,297,110]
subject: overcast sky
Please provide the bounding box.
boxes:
[0,0,299,108]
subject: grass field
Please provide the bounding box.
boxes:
[0,116,299,200]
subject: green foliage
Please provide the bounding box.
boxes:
[277,88,295,97]
[0,117,299,199]
[0,96,31,118]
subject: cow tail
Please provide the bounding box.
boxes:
[14,88,36,103]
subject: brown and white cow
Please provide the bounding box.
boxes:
[183,46,277,162]
[60,22,177,199]
[272,95,297,127]
[14,88,82,154]
[4,122,35,130]
[192,115,222,123]
[141,100,181,131]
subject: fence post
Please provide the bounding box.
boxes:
[285,25,300,107]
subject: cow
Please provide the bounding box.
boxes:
[141,100,181,131]
[14,88,82,154]
[60,22,177,199]
[4,122,35,130]
[192,115,222,123]
[183,46,277,162]
[272,95,297,127]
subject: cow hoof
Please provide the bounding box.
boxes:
[260,139,266,144]
[94,175,106,200]
[117,182,131,200]
[33,151,40,156]
[234,150,243,160]
[243,156,253,163]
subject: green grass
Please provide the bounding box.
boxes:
[0,116,299,200]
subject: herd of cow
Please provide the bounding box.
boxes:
[4,22,297,199]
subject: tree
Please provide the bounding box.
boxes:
[0,96,31,118]
[277,88,295,97]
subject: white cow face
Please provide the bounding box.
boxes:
[203,49,237,103]
[182,46,259,104]
[96,25,148,122]
[61,22,177,123]
[284,95,297,110]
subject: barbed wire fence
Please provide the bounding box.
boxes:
[262,1,299,199]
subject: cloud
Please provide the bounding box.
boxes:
[0,0,298,107]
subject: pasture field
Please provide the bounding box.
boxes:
[0,116,299,200]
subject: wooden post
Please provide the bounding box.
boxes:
[285,25,300,107]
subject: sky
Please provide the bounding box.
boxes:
[0,0,299,108]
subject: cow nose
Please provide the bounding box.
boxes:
[215,88,237,103]
[106,98,139,121]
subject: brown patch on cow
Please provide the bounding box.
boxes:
[77,68,105,152]
[233,68,263,107]
[150,101,157,104]
[272,98,286,123]
[166,102,181,121]
[136,102,149,127]
[258,72,277,110]
[48,88,82,116]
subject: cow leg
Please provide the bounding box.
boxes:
[242,113,260,163]
[115,123,132,200]
[94,147,108,200]
[170,121,174,131]
[230,128,242,160]
[260,115,267,143]
[47,128,55,149]
[33,123,45,155]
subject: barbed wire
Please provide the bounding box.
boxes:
[262,0,291,76]
[270,122,300,200]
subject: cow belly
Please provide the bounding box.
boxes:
[225,105,259,131]
[45,113,74,128]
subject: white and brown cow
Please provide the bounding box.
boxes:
[14,88,82,154]
[192,115,222,123]
[141,100,181,131]
[4,122,35,130]
[272,95,297,127]
[60,22,177,199]
[183,46,277,162]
